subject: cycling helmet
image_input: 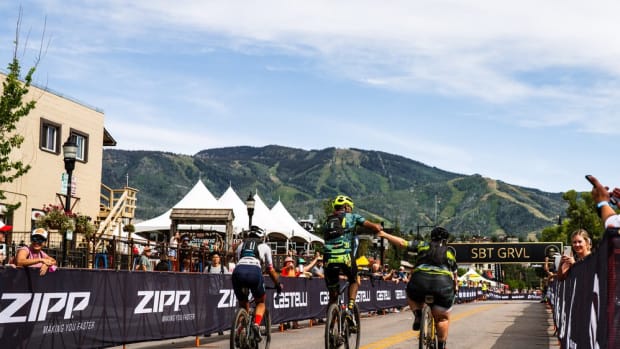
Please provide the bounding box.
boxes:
[430,227,449,241]
[248,225,265,238]
[332,195,354,210]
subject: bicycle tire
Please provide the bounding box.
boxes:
[324,303,341,349]
[258,308,271,349]
[419,305,434,349]
[230,308,250,349]
[344,304,360,349]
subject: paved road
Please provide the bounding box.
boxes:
[109,301,559,349]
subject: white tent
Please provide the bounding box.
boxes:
[270,200,323,243]
[217,186,250,235]
[249,193,279,233]
[134,180,219,233]
[134,181,321,244]
[458,268,500,287]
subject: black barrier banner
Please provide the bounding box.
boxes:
[550,229,618,349]
[0,269,408,349]
[449,242,563,263]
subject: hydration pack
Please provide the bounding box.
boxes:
[240,238,261,259]
[324,212,346,241]
[416,241,449,267]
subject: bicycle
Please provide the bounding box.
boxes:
[418,294,438,349]
[230,287,272,349]
[324,280,361,349]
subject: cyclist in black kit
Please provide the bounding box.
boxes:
[377,227,457,349]
[231,226,281,341]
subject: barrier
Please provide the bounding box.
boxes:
[0,269,407,349]
[549,228,619,349]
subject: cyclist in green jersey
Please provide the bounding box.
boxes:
[377,227,457,349]
[323,195,385,328]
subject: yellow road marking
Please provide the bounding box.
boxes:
[360,304,501,349]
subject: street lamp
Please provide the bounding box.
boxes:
[245,193,255,230]
[62,135,78,267]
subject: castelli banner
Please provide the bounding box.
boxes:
[0,268,408,349]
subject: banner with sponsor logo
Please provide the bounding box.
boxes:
[0,268,408,348]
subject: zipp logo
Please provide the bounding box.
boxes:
[0,292,90,324]
[134,290,190,314]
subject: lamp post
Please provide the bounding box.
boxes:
[62,135,78,267]
[245,193,255,230]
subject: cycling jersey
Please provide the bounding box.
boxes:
[323,211,365,266]
[232,239,275,302]
[405,240,458,309]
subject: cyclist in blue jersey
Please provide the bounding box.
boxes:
[232,226,282,341]
[323,195,385,330]
[378,227,457,349]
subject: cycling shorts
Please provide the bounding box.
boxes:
[324,262,357,292]
[232,264,266,302]
[406,272,455,309]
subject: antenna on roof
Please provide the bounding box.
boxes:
[126,173,129,187]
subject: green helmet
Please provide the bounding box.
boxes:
[332,195,354,210]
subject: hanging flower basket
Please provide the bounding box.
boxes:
[123,224,135,233]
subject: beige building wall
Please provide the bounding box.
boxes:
[0,73,108,235]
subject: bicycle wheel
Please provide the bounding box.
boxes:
[230,308,250,349]
[258,308,271,349]
[324,304,341,349]
[344,304,360,349]
[418,305,433,349]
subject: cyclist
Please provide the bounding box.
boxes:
[377,227,457,349]
[322,194,385,330]
[231,225,282,342]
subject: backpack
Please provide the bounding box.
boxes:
[416,241,449,267]
[240,238,261,259]
[324,212,346,241]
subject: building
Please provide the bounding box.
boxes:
[0,73,123,249]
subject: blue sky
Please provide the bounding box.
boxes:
[2,1,619,193]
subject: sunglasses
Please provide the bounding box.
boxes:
[31,236,47,244]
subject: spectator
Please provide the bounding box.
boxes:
[179,235,193,272]
[588,175,619,227]
[168,233,180,271]
[15,228,57,276]
[205,251,229,274]
[393,266,408,283]
[280,256,301,329]
[557,229,592,280]
[135,246,153,271]
[204,250,227,337]
[155,253,171,271]
[311,255,325,278]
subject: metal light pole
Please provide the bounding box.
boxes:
[62,136,78,267]
[246,194,255,230]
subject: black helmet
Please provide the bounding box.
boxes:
[248,225,265,238]
[430,227,449,241]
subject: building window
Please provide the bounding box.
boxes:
[40,119,61,153]
[70,130,89,163]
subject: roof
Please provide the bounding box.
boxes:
[170,208,234,224]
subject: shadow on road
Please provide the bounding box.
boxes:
[490,302,556,349]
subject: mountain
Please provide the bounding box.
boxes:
[101,145,566,239]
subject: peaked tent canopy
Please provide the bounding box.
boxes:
[134,180,219,233]
[270,200,323,243]
[217,186,251,234]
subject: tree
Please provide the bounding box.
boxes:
[0,11,45,204]
[541,189,606,246]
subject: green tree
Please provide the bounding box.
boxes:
[0,13,42,203]
[541,190,605,246]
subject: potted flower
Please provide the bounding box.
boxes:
[74,214,95,238]
[123,223,135,233]
[36,204,74,232]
